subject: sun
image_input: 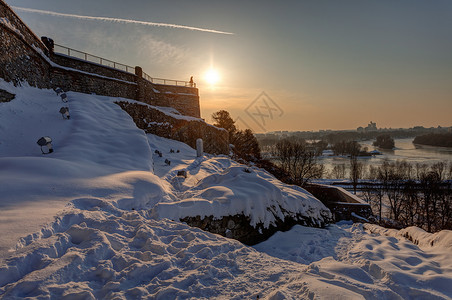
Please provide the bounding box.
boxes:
[204,69,220,85]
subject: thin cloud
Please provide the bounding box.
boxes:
[139,35,188,64]
[12,6,234,35]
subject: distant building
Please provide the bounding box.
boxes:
[366,121,377,132]
[357,121,377,132]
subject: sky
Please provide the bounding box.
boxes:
[5,0,452,132]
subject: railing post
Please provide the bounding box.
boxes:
[135,66,143,78]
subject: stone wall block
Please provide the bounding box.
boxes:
[116,101,228,155]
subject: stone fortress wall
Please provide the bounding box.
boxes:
[0,1,51,88]
[0,0,227,154]
[0,0,200,117]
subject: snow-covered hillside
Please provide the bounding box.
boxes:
[1,80,451,299]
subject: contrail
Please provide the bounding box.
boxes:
[12,6,234,35]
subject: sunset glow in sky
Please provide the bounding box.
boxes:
[7,0,452,132]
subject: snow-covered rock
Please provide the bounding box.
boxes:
[151,161,331,244]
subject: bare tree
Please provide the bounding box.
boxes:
[438,181,452,230]
[400,179,421,227]
[331,164,347,179]
[272,139,324,186]
[415,162,428,181]
[431,162,446,181]
[420,171,442,232]
[349,155,364,194]
[368,165,378,180]
[362,182,385,225]
[447,162,452,180]
[377,160,404,222]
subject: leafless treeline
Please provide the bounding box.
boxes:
[269,138,452,232]
[361,160,452,232]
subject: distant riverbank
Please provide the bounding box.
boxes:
[413,133,452,148]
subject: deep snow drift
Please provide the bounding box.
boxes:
[1,80,452,299]
[150,158,330,228]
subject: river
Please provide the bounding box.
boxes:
[318,138,452,175]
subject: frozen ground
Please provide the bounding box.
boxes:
[0,80,451,299]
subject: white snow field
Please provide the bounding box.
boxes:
[0,80,451,299]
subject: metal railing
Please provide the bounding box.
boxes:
[54,44,135,74]
[142,71,196,88]
[53,43,196,88]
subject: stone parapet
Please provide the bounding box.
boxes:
[50,53,137,83]
[153,84,198,96]
[51,68,137,99]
